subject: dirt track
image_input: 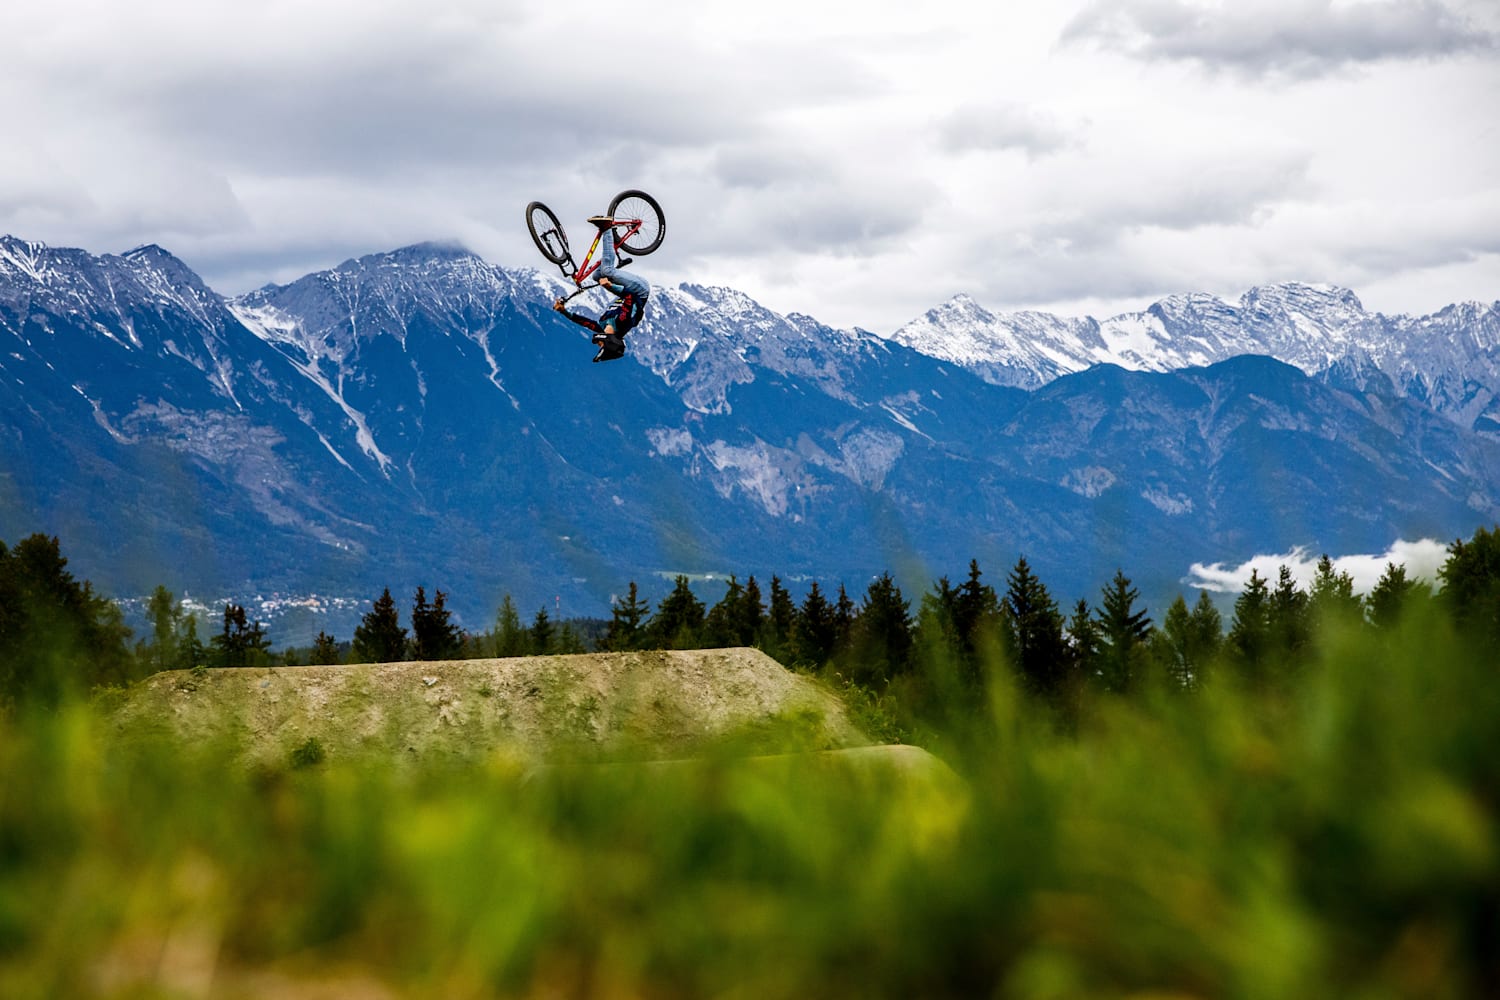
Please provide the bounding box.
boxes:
[114,647,873,764]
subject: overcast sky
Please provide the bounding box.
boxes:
[3,0,1497,331]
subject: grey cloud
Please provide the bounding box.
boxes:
[1297,198,1500,286]
[719,188,933,259]
[712,147,833,191]
[666,160,939,263]
[1062,0,1499,79]
[937,103,1077,158]
[1034,153,1315,250]
[11,10,876,183]
[975,248,1186,309]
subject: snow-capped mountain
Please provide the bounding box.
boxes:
[889,284,1500,434]
[3,233,1497,641]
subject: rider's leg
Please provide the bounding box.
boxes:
[598,227,620,278]
[596,228,651,302]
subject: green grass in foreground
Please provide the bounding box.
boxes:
[1,610,1498,999]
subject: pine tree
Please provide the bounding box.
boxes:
[353,588,408,663]
[412,586,463,660]
[176,614,207,671]
[1156,595,1194,690]
[762,575,795,658]
[494,595,528,657]
[210,603,246,668]
[210,603,270,668]
[702,575,745,648]
[832,583,856,657]
[1003,557,1069,699]
[1156,591,1221,690]
[954,559,1003,658]
[1367,562,1427,631]
[531,607,554,654]
[248,617,271,666]
[1269,564,1310,667]
[1439,526,1500,645]
[648,575,705,650]
[791,581,837,667]
[915,577,959,663]
[847,572,913,686]
[411,586,431,656]
[144,584,181,674]
[1309,554,1362,630]
[553,620,586,654]
[605,582,650,651]
[311,630,341,665]
[1067,598,1101,681]
[1096,570,1152,694]
[1189,590,1224,666]
[0,533,134,702]
[1228,569,1272,679]
[738,576,766,647]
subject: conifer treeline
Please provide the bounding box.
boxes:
[4,526,1500,709]
[318,531,1495,710]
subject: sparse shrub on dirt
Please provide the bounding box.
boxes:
[290,735,326,769]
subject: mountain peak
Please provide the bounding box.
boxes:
[117,242,219,298]
[122,242,173,259]
[933,292,989,316]
[0,234,47,254]
[320,241,480,278]
[1240,281,1365,314]
[385,240,477,262]
[0,235,50,279]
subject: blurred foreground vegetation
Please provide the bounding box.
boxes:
[1,606,1497,995]
[1,528,1499,995]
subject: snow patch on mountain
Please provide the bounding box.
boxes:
[646,426,694,457]
[1064,466,1117,498]
[1142,485,1193,516]
[702,439,809,519]
[833,427,904,490]
[0,238,48,280]
[229,300,394,474]
[886,282,1500,435]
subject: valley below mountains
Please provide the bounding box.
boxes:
[2,234,1497,642]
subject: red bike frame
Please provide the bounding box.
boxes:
[568,216,645,287]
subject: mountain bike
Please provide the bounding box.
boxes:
[525,189,665,302]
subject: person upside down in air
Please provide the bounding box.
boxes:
[553,216,650,362]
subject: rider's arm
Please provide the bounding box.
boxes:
[554,299,604,333]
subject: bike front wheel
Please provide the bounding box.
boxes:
[525,201,570,265]
[608,190,665,256]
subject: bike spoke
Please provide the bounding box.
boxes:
[612,195,662,254]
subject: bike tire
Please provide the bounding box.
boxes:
[525,201,570,265]
[608,189,665,256]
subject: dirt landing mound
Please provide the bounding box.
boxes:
[115,647,870,764]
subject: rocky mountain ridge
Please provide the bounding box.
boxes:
[3,234,1495,641]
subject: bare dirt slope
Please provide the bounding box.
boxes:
[114,647,873,765]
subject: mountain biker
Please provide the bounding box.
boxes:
[552,217,650,362]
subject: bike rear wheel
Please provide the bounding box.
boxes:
[608,190,665,255]
[525,201,570,265]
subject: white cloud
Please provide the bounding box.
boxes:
[0,2,1496,330]
[1186,538,1450,594]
